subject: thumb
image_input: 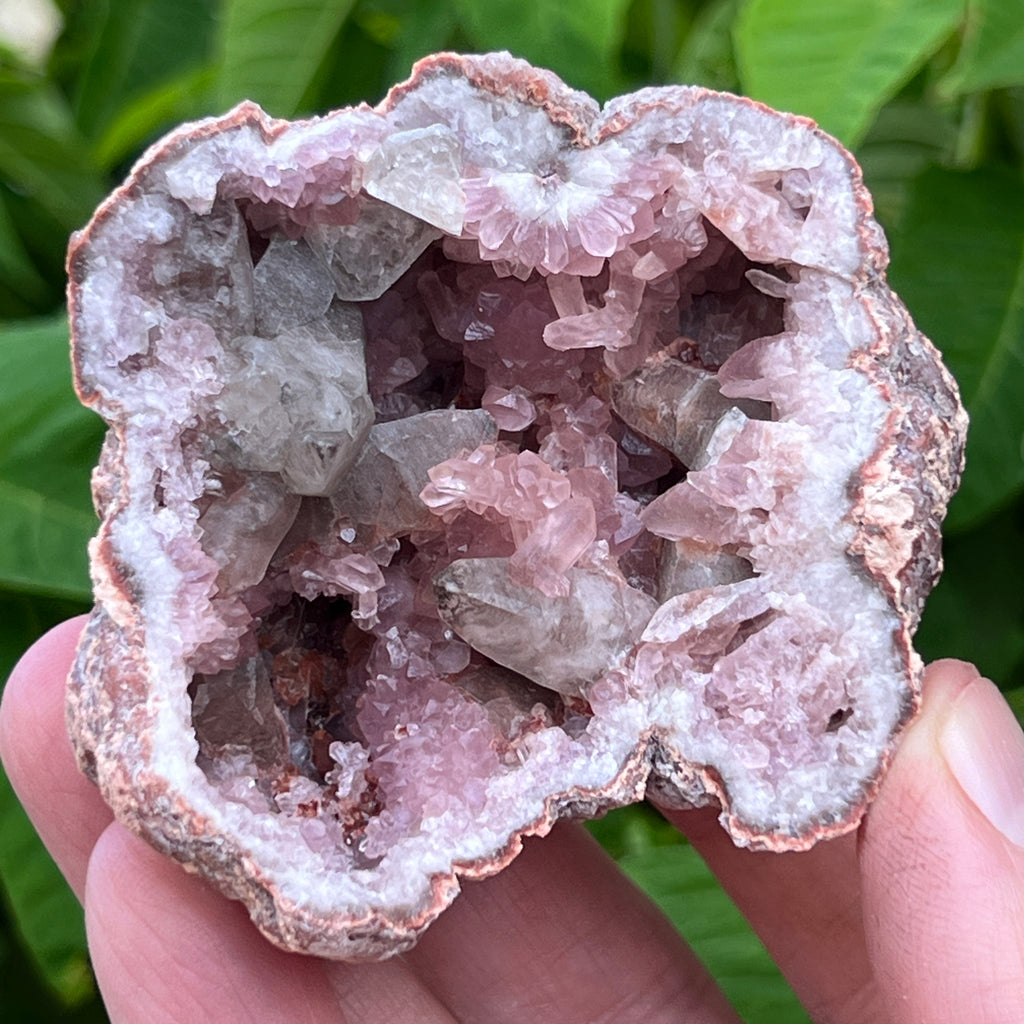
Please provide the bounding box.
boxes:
[860,661,1024,1024]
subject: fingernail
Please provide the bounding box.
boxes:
[939,678,1024,848]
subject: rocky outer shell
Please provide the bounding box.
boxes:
[65,51,967,958]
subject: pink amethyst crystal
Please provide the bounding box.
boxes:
[66,52,966,960]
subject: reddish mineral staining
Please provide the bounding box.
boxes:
[66,52,966,959]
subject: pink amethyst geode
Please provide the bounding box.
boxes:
[66,52,966,959]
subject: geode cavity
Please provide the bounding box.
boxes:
[66,52,967,959]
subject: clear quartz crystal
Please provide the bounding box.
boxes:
[306,201,442,301]
[331,409,497,532]
[434,557,658,695]
[154,197,255,334]
[198,473,301,593]
[610,358,771,468]
[214,302,374,495]
[363,125,466,234]
[192,656,289,773]
[253,237,336,335]
[657,538,754,600]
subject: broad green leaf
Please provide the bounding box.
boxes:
[0,192,53,317]
[0,768,93,1008]
[299,14,393,111]
[1000,88,1024,163]
[587,801,688,859]
[588,805,805,1020]
[384,0,458,86]
[0,317,104,512]
[856,98,958,229]
[1005,687,1024,723]
[943,0,1024,96]
[672,0,741,93]
[0,897,103,1023]
[216,0,359,116]
[616,0,692,86]
[0,483,94,601]
[735,0,964,147]
[70,0,216,140]
[887,166,1024,531]
[0,317,102,601]
[0,180,75,300]
[453,0,633,100]
[0,71,106,233]
[0,593,88,682]
[619,842,809,1023]
[92,65,216,172]
[0,594,93,1008]
[916,505,1024,686]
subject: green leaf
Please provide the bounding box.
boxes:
[0,768,93,1008]
[216,0,359,116]
[856,97,958,229]
[887,166,1024,531]
[589,806,805,1020]
[0,71,106,233]
[943,0,1024,96]
[916,504,1024,686]
[0,594,92,1008]
[0,317,104,511]
[587,801,688,860]
[619,841,809,1022]
[453,0,633,100]
[998,88,1024,163]
[92,65,217,172]
[616,0,691,86]
[672,0,741,93]
[0,317,102,601]
[298,11,392,112]
[70,0,216,140]
[735,0,965,147]
[383,0,458,86]
[0,191,53,317]
[1005,686,1024,723]
[0,483,95,601]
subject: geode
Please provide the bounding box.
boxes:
[66,52,966,959]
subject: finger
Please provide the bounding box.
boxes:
[665,803,882,1023]
[860,660,1024,1023]
[86,823,455,1024]
[0,615,112,901]
[405,821,741,1024]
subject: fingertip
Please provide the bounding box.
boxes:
[0,614,110,902]
[85,823,341,1024]
[937,674,1024,851]
[860,662,1024,1021]
[919,657,982,701]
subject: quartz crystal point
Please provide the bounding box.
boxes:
[434,558,658,695]
[610,357,770,469]
[66,51,967,960]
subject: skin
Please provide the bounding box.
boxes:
[3,617,1024,1023]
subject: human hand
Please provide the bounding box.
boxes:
[3,618,1023,1023]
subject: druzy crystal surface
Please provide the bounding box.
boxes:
[66,52,966,959]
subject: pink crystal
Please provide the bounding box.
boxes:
[66,52,966,961]
[480,385,536,431]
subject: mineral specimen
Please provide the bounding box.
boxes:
[66,52,967,960]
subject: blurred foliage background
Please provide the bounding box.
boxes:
[0,0,1022,1020]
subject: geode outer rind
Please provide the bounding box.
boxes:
[66,52,966,959]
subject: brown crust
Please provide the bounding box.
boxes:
[848,285,967,629]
